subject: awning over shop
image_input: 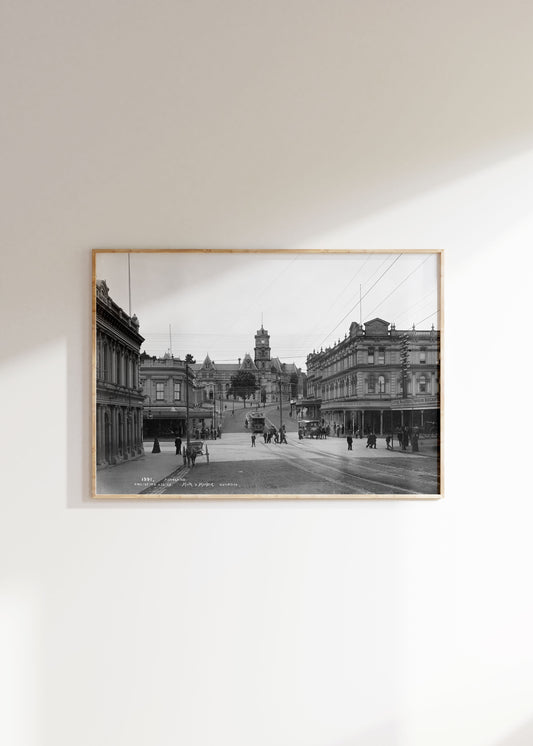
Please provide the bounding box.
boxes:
[144,406,214,419]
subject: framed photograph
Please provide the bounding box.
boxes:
[92,249,442,499]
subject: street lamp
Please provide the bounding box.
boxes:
[185,361,191,449]
[143,394,153,437]
[278,376,283,438]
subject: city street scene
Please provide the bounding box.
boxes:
[93,250,441,498]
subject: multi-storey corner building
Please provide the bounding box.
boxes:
[302,318,440,436]
[140,356,212,438]
[95,280,145,466]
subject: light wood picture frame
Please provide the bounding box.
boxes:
[92,249,442,499]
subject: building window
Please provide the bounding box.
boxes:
[156,382,164,400]
[368,347,374,364]
[367,375,376,394]
[378,347,385,365]
[378,375,385,393]
[420,347,427,364]
[174,382,181,401]
[419,375,427,393]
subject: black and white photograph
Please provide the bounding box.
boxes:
[93,249,441,498]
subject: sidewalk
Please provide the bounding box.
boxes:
[95,442,185,495]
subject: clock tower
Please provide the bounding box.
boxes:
[254,325,271,368]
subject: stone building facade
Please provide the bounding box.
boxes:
[192,325,303,406]
[95,280,145,466]
[302,317,440,436]
[140,356,212,438]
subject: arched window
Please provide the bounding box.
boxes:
[378,375,385,394]
[419,375,427,393]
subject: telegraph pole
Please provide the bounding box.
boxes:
[185,361,190,448]
[278,377,283,437]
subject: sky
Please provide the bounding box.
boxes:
[95,251,440,368]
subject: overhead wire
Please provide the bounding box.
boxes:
[364,255,432,319]
[415,309,439,326]
[316,254,403,348]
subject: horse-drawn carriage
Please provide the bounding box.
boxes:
[184,440,210,466]
[297,420,321,439]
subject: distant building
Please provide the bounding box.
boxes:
[192,325,305,406]
[302,318,440,436]
[140,355,212,438]
[95,280,144,466]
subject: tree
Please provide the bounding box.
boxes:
[228,370,259,408]
[185,353,196,364]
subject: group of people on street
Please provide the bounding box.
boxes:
[396,426,420,452]
[194,426,221,440]
[366,433,377,449]
[346,426,421,452]
[256,425,287,445]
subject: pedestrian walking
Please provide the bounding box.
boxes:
[411,428,419,452]
[251,434,256,447]
[152,437,161,454]
[347,435,353,450]
[175,435,182,455]
[386,434,392,450]
[280,430,287,444]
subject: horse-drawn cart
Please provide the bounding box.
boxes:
[185,439,210,466]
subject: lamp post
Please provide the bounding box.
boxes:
[278,376,283,437]
[185,362,191,449]
[142,394,153,444]
[219,383,223,437]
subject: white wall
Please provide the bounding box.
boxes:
[2,2,533,745]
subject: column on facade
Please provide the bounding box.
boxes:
[122,407,127,456]
[113,405,119,464]
[379,410,383,435]
[96,405,102,464]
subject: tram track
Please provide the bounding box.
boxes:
[260,439,421,495]
[292,439,439,485]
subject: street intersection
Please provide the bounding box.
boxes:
[95,402,439,497]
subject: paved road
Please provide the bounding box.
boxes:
[154,432,440,497]
[220,401,297,434]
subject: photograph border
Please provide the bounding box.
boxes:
[91,248,443,500]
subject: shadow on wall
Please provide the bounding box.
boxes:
[494,718,533,746]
